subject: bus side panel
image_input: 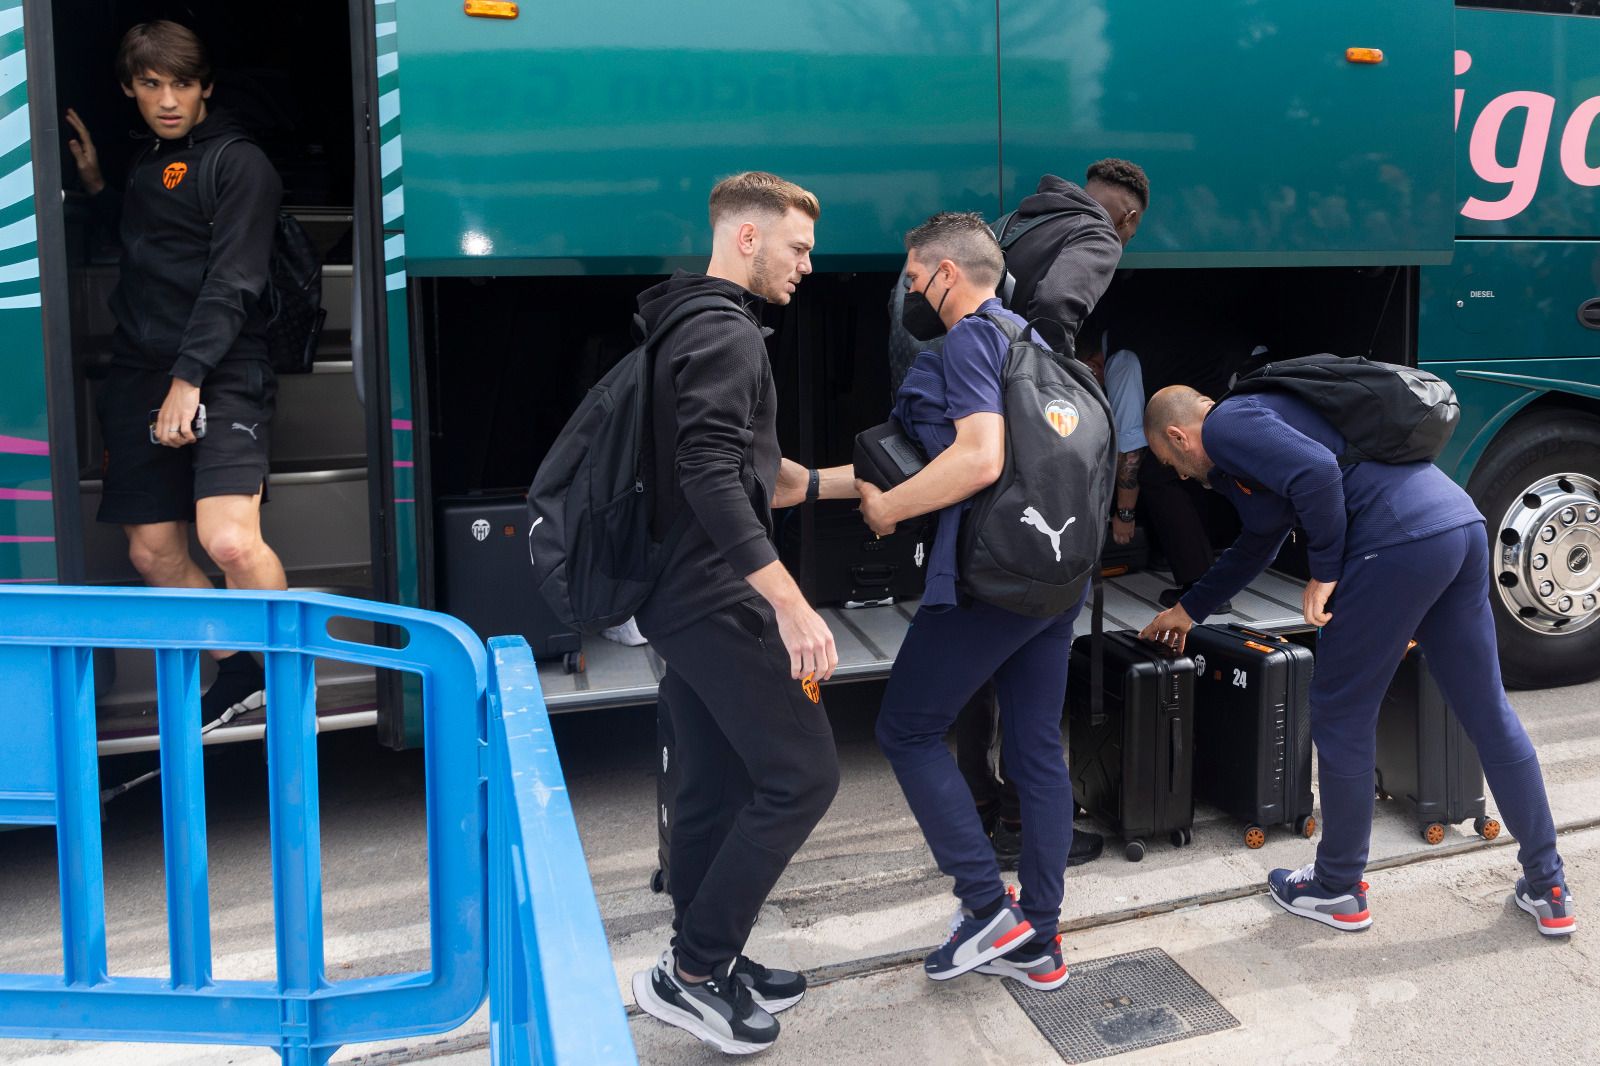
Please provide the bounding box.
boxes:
[0,1,56,584]
[1419,240,1600,364]
[1000,0,1456,267]
[1455,8,1600,241]
[392,1,1001,271]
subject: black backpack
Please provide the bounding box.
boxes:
[1219,354,1459,464]
[526,295,737,633]
[958,312,1118,617]
[988,209,1079,310]
[199,136,327,374]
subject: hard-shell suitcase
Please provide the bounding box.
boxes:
[437,493,583,670]
[1099,524,1150,577]
[1186,623,1317,848]
[1376,645,1503,845]
[1067,629,1196,862]
[779,502,927,607]
[650,696,678,894]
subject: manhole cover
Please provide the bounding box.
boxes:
[1004,947,1238,1062]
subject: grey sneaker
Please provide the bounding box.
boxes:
[632,952,778,1055]
[1513,876,1575,937]
[1267,863,1372,931]
[924,893,1033,980]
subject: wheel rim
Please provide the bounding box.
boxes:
[1494,472,1600,636]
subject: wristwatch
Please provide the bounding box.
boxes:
[806,468,821,502]
[1115,508,1137,523]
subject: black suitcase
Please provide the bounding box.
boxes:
[1376,645,1503,845]
[437,494,584,670]
[650,696,679,894]
[779,501,927,607]
[1067,630,1196,862]
[1099,524,1150,577]
[1186,623,1316,848]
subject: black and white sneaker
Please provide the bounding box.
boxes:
[201,652,266,728]
[730,953,806,1012]
[633,953,778,1055]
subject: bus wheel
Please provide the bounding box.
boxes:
[1469,412,1600,689]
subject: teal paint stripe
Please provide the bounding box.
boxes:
[0,157,31,209]
[0,5,25,37]
[0,212,35,251]
[0,99,28,155]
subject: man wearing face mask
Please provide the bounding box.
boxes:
[858,213,1087,991]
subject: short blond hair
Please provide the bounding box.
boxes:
[709,171,820,228]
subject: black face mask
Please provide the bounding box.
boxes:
[900,273,950,341]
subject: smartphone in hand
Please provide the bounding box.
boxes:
[148,403,207,443]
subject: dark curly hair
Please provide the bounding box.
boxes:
[1086,158,1149,209]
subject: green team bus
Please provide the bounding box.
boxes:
[0,0,1596,749]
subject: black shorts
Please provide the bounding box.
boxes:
[96,361,276,525]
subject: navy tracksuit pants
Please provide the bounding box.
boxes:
[875,595,1082,940]
[1311,522,1564,891]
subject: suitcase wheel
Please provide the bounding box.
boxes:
[563,650,586,675]
[650,868,666,894]
[1475,816,1502,841]
[1421,822,1447,846]
[1295,815,1317,839]
[1124,839,1147,863]
[1170,827,1193,848]
[1244,825,1267,850]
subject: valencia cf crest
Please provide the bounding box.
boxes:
[1043,399,1080,438]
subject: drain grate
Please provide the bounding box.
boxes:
[1004,947,1238,1063]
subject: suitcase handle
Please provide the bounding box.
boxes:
[850,564,895,589]
[1226,623,1286,644]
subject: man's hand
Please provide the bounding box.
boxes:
[1138,602,1195,653]
[856,480,897,537]
[65,109,105,195]
[155,378,202,448]
[773,598,839,681]
[1303,578,1336,627]
[1111,516,1136,545]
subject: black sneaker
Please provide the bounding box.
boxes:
[729,953,806,1012]
[201,652,266,727]
[991,820,1023,870]
[1067,827,1104,867]
[632,953,778,1055]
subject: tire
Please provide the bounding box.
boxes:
[1468,413,1600,688]
[1422,822,1446,846]
[1295,815,1317,839]
[1125,839,1146,863]
[650,868,665,894]
[1244,825,1267,850]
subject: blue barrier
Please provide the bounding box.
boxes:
[0,586,636,1066]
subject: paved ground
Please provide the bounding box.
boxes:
[0,676,1595,1064]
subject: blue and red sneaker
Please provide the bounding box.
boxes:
[924,893,1033,981]
[976,932,1070,991]
[1514,877,1575,937]
[1267,863,1372,931]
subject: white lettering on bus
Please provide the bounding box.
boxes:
[1456,49,1600,222]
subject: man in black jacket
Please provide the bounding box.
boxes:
[66,21,284,721]
[630,172,851,1056]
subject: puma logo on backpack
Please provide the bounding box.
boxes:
[1020,506,1077,563]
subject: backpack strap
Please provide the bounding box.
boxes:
[1090,571,1105,724]
[990,208,1075,251]
[196,134,252,225]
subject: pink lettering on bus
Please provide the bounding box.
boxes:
[1455,49,1600,221]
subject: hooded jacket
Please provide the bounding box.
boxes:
[634,271,781,638]
[1001,175,1124,357]
[96,110,283,386]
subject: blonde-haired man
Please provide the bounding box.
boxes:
[630,172,853,1055]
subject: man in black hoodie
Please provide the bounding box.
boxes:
[630,172,850,1056]
[66,21,283,721]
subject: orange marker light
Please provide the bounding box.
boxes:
[1346,47,1384,65]
[1244,641,1276,654]
[465,1,519,19]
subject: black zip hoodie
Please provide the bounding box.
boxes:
[95,110,283,386]
[1002,175,1124,356]
[634,270,781,639]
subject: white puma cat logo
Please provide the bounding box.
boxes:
[231,422,259,440]
[1021,506,1076,562]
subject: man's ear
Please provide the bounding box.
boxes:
[202,83,214,99]
[121,83,136,98]
[1165,424,1186,450]
[737,221,758,255]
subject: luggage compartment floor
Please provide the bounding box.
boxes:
[535,568,1310,712]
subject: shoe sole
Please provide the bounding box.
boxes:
[631,970,776,1056]
[1268,887,1372,931]
[925,919,1034,981]
[1514,893,1576,937]
[975,959,1070,991]
[751,989,804,1013]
